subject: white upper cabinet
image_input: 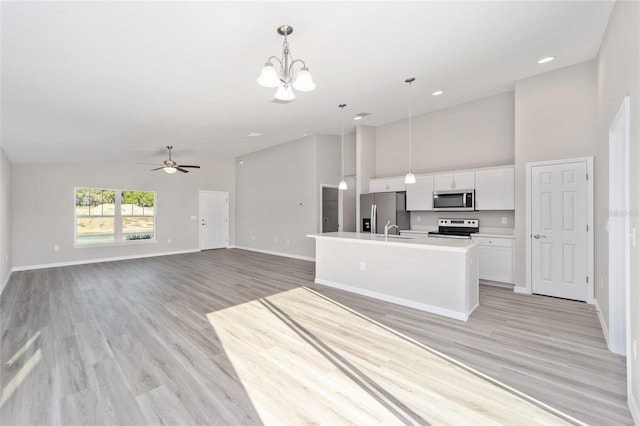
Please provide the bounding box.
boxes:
[433,171,475,191]
[369,176,406,193]
[475,166,515,210]
[406,175,434,211]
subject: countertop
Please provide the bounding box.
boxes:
[307,232,478,252]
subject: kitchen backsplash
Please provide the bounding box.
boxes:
[409,210,515,232]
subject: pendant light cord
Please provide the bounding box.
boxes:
[406,78,415,173]
[339,104,346,181]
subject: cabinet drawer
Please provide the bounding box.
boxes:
[472,236,513,248]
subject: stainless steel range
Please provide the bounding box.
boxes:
[428,218,479,239]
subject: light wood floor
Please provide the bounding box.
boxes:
[0,249,631,425]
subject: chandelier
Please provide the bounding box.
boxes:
[257,25,316,101]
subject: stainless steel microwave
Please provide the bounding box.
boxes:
[432,190,475,211]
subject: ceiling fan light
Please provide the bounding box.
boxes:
[275,84,296,101]
[405,172,416,185]
[164,167,178,174]
[257,63,280,88]
[292,68,315,92]
[339,180,348,191]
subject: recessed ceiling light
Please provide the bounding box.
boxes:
[354,112,370,121]
[432,90,444,96]
[247,132,262,137]
[538,56,555,64]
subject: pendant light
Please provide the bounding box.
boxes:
[405,77,416,185]
[338,104,348,190]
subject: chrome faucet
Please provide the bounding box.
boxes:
[384,221,398,239]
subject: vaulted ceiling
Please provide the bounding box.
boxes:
[1,1,614,164]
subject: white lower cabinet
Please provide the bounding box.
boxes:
[471,236,513,284]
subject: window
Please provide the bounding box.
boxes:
[75,188,156,245]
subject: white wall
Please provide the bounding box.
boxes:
[513,60,598,291]
[12,157,236,269]
[375,92,515,177]
[0,149,12,294]
[597,0,640,417]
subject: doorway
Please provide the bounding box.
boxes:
[608,96,630,357]
[526,157,593,302]
[199,191,229,250]
[321,186,339,233]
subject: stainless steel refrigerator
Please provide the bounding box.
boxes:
[360,192,410,235]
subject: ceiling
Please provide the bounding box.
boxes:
[1,1,614,164]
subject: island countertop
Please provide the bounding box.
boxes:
[307,231,478,252]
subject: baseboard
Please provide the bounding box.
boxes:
[234,246,315,262]
[314,278,471,321]
[629,390,640,426]
[0,270,12,297]
[593,298,610,349]
[513,286,530,295]
[479,279,515,289]
[11,249,201,272]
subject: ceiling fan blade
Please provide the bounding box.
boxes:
[176,167,189,173]
[150,167,165,171]
[177,165,200,168]
[138,162,162,166]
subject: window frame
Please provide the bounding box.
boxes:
[74,187,157,247]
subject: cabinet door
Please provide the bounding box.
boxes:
[472,236,514,283]
[406,175,434,211]
[475,166,514,210]
[433,173,454,191]
[370,177,406,193]
[453,172,475,190]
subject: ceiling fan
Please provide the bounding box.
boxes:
[138,146,201,174]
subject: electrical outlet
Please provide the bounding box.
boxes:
[633,339,637,361]
[360,262,366,271]
[600,277,604,289]
[252,235,255,240]
[417,215,422,222]
[54,245,60,252]
[501,217,507,225]
[167,238,172,244]
[274,237,277,243]
[190,215,196,220]
[286,239,290,245]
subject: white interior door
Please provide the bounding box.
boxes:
[531,161,588,301]
[199,191,228,250]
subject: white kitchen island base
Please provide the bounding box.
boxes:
[308,232,479,321]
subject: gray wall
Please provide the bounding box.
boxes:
[375,92,515,177]
[236,136,319,259]
[513,60,598,290]
[12,157,236,268]
[597,0,640,411]
[0,149,12,294]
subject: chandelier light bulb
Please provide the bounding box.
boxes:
[292,67,316,92]
[275,84,296,101]
[164,167,178,174]
[257,63,280,88]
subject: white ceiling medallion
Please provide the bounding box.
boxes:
[257,25,316,102]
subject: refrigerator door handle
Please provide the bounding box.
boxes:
[372,204,377,234]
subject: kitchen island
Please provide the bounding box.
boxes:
[307,232,479,321]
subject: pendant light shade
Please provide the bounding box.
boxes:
[405,77,416,185]
[339,103,347,191]
[292,67,316,92]
[275,84,296,101]
[405,172,416,184]
[257,63,280,88]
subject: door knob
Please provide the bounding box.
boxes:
[533,234,546,239]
